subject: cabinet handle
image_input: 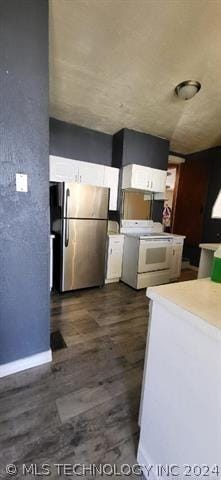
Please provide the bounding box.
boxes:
[151,181,153,189]
[110,248,112,255]
[80,175,82,182]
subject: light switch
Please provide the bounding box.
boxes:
[16,173,28,193]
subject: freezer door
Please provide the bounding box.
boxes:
[63,183,109,219]
[62,219,107,291]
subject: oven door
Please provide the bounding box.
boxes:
[138,238,173,273]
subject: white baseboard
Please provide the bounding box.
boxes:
[137,445,157,480]
[105,278,120,284]
[0,349,52,378]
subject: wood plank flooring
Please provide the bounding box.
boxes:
[0,271,196,479]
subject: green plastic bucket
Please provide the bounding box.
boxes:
[211,247,221,283]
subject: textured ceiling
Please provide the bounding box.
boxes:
[49,0,221,154]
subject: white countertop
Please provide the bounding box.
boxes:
[199,243,220,251]
[147,278,221,330]
[163,233,186,239]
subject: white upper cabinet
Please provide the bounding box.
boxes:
[150,168,167,192]
[122,164,151,190]
[77,160,105,186]
[122,163,166,193]
[49,155,79,182]
[49,155,119,210]
[103,166,119,210]
[49,156,104,185]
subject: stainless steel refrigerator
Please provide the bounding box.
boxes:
[52,183,109,292]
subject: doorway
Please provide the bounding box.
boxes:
[171,157,210,265]
[162,165,180,232]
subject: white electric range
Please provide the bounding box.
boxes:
[120,220,174,289]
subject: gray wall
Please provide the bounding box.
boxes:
[49,121,169,220]
[50,118,113,166]
[0,0,49,364]
[112,129,169,221]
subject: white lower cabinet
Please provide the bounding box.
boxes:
[105,235,124,283]
[49,155,119,210]
[170,238,184,280]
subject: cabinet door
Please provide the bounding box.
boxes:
[49,156,79,182]
[122,164,166,192]
[103,166,119,210]
[77,161,105,186]
[122,165,132,189]
[171,244,183,279]
[150,168,167,192]
[106,239,123,279]
[132,165,152,190]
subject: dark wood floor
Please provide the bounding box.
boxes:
[0,270,197,478]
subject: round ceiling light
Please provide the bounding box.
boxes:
[175,80,201,100]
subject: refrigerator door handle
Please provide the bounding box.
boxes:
[64,218,69,247]
[64,188,70,247]
[65,188,70,218]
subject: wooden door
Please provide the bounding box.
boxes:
[172,158,210,245]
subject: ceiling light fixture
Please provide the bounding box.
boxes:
[175,80,201,100]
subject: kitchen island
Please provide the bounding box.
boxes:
[137,278,221,479]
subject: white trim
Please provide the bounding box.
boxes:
[137,446,157,480]
[0,350,52,378]
[105,278,120,284]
